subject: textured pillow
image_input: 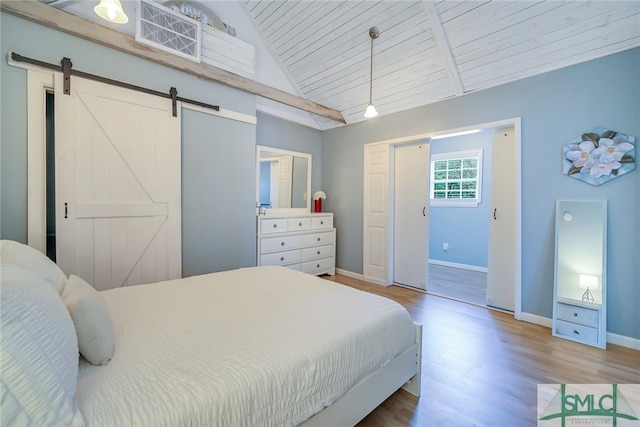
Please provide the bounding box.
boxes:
[62,275,115,366]
[0,240,67,294]
[0,265,84,426]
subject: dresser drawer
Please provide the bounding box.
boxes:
[557,303,598,327]
[300,231,334,247]
[288,218,311,232]
[311,216,333,229]
[555,319,598,345]
[261,235,301,253]
[301,244,333,261]
[301,257,334,274]
[261,250,301,266]
[260,218,288,234]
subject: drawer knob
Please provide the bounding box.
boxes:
[317,250,321,255]
[573,330,580,335]
[299,222,302,226]
[317,237,321,241]
[316,264,320,268]
[280,256,285,261]
[320,221,324,225]
[573,312,578,317]
[281,242,285,246]
[273,224,278,228]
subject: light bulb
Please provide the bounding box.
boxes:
[364,104,378,118]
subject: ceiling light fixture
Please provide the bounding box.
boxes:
[364,26,380,118]
[94,0,129,24]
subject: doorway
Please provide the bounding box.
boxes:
[421,134,489,304]
[364,118,521,318]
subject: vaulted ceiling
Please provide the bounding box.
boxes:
[244,0,640,129]
[33,1,640,130]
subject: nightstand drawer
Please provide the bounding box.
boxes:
[557,303,598,327]
[261,235,301,253]
[555,319,598,345]
[261,250,301,266]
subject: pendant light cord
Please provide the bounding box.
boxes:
[369,35,374,104]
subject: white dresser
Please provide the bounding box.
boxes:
[257,213,335,276]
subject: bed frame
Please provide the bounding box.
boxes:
[302,323,423,426]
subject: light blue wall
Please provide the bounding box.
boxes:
[429,131,494,269]
[0,12,257,277]
[181,111,256,276]
[322,48,640,340]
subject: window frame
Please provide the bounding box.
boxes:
[430,149,483,207]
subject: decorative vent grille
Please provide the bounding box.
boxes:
[136,0,201,62]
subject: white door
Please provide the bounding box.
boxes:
[278,156,293,208]
[363,143,389,285]
[486,127,516,311]
[55,74,181,290]
[393,142,430,289]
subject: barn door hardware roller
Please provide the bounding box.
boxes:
[10,52,220,117]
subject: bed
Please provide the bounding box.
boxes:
[1,240,422,426]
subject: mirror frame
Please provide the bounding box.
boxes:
[256,145,312,215]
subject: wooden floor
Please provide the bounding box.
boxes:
[323,274,640,427]
[426,264,487,307]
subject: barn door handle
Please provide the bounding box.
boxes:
[493,208,497,220]
[64,202,68,219]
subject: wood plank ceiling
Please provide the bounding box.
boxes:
[244,0,640,129]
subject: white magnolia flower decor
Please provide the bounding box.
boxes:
[563,128,636,186]
[313,191,327,201]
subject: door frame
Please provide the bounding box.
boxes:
[363,117,522,320]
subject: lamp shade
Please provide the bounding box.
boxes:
[579,274,598,289]
[364,104,378,118]
[94,0,129,24]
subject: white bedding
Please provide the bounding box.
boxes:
[76,266,416,426]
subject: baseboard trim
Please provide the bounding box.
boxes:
[521,312,552,328]
[521,312,640,350]
[335,268,389,287]
[607,332,640,350]
[428,259,487,273]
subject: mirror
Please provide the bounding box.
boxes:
[256,145,311,214]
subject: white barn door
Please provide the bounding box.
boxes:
[55,74,181,290]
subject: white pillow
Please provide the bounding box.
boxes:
[0,265,84,427]
[0,240,67,294]
[62,275,115,366]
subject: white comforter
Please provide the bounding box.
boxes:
[75,266,416,426]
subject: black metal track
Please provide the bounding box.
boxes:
[11,52,220,116]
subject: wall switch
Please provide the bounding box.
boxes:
[443,242,449,251]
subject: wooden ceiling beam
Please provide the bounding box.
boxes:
[0,0,346,124]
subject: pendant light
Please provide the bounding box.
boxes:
[94,0,129,24]
[364,26,380,118]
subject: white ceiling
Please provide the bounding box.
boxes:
[244,0,640,129]
[42,1,640,130]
